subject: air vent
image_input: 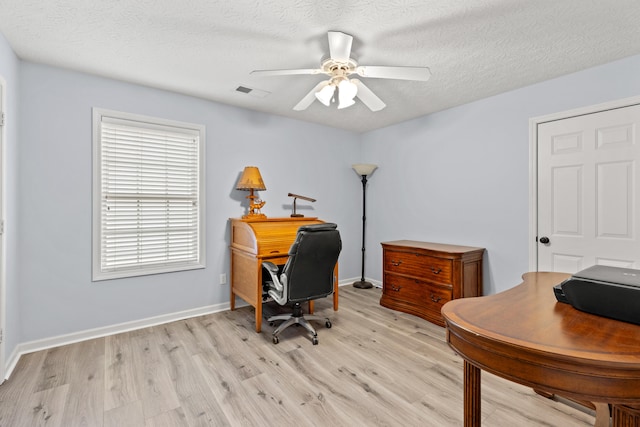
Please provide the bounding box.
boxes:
[235,85,271,98]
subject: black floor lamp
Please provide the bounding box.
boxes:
[352,163,378,289]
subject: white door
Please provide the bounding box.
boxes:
[537,103,640,272]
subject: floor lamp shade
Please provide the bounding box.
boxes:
[352,163,378,176]
[352,163,378,289]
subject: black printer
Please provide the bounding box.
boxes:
[554,265,640,325]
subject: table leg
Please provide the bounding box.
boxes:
[464,361,481,427]
[612,404,640,426]
[333,264,339,311]
[255,301,262,333]
[593,402,610,427]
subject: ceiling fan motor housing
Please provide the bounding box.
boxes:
[321,57,358,77]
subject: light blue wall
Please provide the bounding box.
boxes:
[0,32,20,369]
[363,54,640,295]
[6,36,640,355]
[16,62,362,343]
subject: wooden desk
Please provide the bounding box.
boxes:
[230,217,339,332]
[442,272,640,427]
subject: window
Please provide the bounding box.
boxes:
[92,109,205,280]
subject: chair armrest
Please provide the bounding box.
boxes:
[263,261,279,274]
[263,261,287,305]
[262,261,283,292]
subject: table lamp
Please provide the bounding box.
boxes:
[352,163,378,289]
[236,166,267,219]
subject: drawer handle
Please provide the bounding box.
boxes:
[391,285,402,292]
[430,267,442,274]
[430,293,442,303]
[391,260,402,267]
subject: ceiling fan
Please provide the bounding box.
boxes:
[250,31,431,112]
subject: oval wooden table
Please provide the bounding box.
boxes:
[442,272,640,427]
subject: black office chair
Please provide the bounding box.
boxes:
[262,223,342,345]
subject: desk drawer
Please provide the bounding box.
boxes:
[384,250,453,284]
[383,273,452,310]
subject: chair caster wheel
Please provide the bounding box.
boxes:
[272,336,279,344]
[325,321,332,328]
[312,337,318,345]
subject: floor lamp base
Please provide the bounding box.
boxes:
[352,280,373,289]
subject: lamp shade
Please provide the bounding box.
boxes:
[338,98,356,109]
[315,84,336,106]
[338,79,358,109]
[236,166,266,191]
[352,163,378,176]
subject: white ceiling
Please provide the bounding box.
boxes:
[2,0,640,133]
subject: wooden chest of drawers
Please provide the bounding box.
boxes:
[380,240,485,327]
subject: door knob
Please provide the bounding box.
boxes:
[539,236,550,244]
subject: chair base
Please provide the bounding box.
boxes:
[268,303,331,345]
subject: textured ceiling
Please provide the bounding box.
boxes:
[2,0,640,133]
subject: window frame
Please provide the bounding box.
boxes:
[92,108,206,281]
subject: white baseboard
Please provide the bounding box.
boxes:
[4,301,235,380]
[5,346,19,382]
[4,277,374,380]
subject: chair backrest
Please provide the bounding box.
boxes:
[282,223,342,303]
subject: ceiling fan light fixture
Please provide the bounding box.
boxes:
[252,31,430,112]
[338,98,356,109]
[315,84,335,106]
[338,79,358,109]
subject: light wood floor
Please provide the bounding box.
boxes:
[0,286,596,426]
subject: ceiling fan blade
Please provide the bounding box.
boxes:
[351,79,386,111]
[293,81,330,111]
[328,31,353,62]
[251,68,323,77]
[355,66,431,81]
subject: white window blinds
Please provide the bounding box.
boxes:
[93,110,205,280]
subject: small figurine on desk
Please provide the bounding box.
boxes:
[288,193,316,217]
[250,199,266,216]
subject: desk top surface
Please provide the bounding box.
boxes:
[232,216,318,223]
[442,272,640,403]
[381,240,485,255]
[443,271,640,365]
